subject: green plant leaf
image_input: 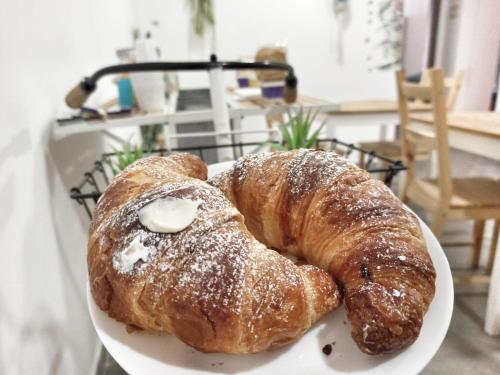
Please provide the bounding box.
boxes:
[291,119,300,149]
[280,123,294,149]
[301,108,314,148]
[116,150,126,167]
[278,107,327,150]
[295,108,305,148]
[134,144,143,160]
[305,120,326,148]
[106,142,144,175]
[297,108,308,147]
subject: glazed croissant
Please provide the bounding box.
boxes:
[88,154,341,354]
[209,149,436,354]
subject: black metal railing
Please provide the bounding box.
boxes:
[70,138,406,219]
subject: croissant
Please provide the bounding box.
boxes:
[209,149,436,354]
[88,153,341,354]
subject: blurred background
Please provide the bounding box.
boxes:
[0,0,499,374]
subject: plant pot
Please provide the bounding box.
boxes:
[260,81,284,99]
[130,72,166,113]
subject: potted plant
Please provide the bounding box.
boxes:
[273,108,326,150]
[105,142,144,176]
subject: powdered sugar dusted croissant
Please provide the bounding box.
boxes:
[209,149,436,354]
[88,154,340,354]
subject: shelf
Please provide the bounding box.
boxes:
[52,92,339,141]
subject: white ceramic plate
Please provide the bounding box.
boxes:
[87,161,453,375]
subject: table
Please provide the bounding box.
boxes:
[411,111,500,335]
[325,100,431,141]
[335,99,431,114]
[410,112,500,161]
[52,92,338,141]
[227,93,337,143]
[52,91,338,161]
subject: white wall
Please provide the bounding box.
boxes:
[435,0,461,75]
[0,1,133,374]
[436,0,500,111]
[132,0,400,145]
[453,0,500,110]
[132,0,398,101]
[496,74,500,112]
[402,0,432,76]
[0,2,413,373]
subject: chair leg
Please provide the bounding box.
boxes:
[400,176,410,204]
[488,220,500,272]
[398,172,407,201]
[431,211,447,239]
[471,220,486,269]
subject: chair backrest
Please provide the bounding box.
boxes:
[396,68,453,203]
[419,68,464,111]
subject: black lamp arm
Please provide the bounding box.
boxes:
[66,59,298,109]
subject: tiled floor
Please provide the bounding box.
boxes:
[418,215,500,374]
[95,149,500,375]
[418,150,500,374]
[423,287,500,374]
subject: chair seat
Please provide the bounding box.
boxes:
[360,141,402,158]
[417,177,500,208]
[359,140,431,160]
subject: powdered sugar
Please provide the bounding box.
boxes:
[209,149,434,353]
[286,149,355,196]
[95,177,255,315]
[88,154,343,352]
[232,152,275,184]
[113,233,156,273]
[104,181,241,276]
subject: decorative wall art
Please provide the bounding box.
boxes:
[365,0,404,72]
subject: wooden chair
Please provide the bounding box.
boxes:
[489,220,499,272]
[359,69,464,164]
[398,68,500,271]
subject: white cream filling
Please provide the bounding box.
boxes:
[138,197,200,233]
[113,235,153,273]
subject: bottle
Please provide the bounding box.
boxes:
[130,34,166,113]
